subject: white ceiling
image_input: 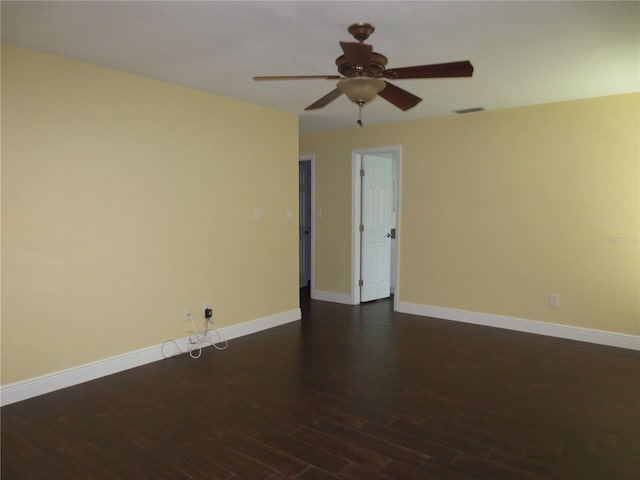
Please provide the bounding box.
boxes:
[2,1,638,134]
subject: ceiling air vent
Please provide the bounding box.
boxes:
[454,107,485,114]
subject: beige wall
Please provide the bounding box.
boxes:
[301,93,639,335]
[1,45,300,384]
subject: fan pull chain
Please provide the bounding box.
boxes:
[357,104,364,127]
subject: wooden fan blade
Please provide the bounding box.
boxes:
[304,89,344,110]
[383,61,473,79]
[339,41,372,68]
[377,82,422,111]
[254,75,342,81]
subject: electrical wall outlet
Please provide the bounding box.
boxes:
[184,308,192,322]
[202,302,213,322]
[548,294,560,308]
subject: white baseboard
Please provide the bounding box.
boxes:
[0,308,301,407]
[396,301,640,351]
[216,308,302,341]
[311,289,355,305]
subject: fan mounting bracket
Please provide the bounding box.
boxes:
[348,23,375,42]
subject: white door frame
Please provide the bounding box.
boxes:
[299,154,315,292]
[351,146,402,308]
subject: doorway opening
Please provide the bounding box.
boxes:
[299,155,314,291]
[351,146,401,308]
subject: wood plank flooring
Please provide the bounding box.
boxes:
[2,290,639,479]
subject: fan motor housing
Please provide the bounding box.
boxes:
[335,52,388,77]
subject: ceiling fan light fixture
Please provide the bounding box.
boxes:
[337,77,386,106]
[254,23,473,114]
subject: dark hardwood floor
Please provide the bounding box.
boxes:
[2,290,639,479]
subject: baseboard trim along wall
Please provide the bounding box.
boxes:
[311,289,355,305]
[0,308,301,407]
[396,301,640,351]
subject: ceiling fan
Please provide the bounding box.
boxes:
[254,22,474,125]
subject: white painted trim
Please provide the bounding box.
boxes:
[396,301,640,351]
[311,289,356,305]
[393,147,403,313]
[219,308,301,341]
[0,343,172,408]
[351,151,362,305]
[0,308,301,406]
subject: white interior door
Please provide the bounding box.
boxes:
[360,154,393,302]
[299,160,312,287]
